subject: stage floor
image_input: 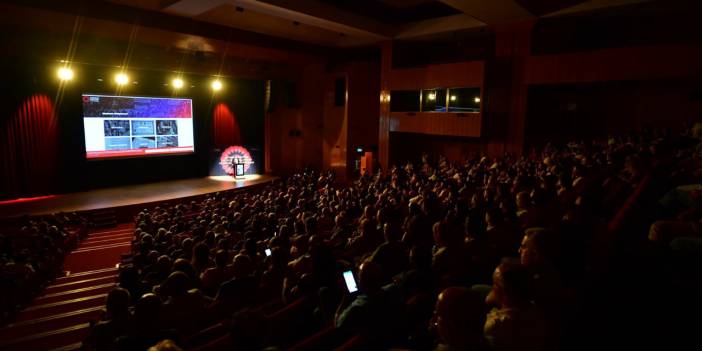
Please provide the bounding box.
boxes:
[0,175,277,219]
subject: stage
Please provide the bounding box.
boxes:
[0,174,277,220]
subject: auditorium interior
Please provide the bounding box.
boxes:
[1,0,702,350]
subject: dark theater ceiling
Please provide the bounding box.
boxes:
[107,0,654,47]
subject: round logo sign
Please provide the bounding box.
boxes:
[219,146,254,175]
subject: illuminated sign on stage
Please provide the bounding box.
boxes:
[219,146,254,175]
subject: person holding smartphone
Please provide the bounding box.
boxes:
[334,261,401,348]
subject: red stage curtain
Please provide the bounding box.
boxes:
[212,103,242,149]
[0,94,59,198]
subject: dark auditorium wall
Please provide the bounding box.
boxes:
[267,59,380,178]
[347,61,381,176]
[267,64,326,176]
[373,4,702,169]
[320,60,380,179]
[525,80,702,147]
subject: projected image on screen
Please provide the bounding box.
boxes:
[157,136,179,148]
[83,95,194,159]
[104,120,130,136]
[156,120,178,135]
[105,137,131,150]
[131,120,155,136]
[132,137,156,148]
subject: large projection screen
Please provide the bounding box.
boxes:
[82,94,195,159]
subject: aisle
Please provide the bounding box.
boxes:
[0,223,134,351]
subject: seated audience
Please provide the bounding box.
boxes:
[432,287,489,351]
[83,288,133,351]
[484,262,549,351]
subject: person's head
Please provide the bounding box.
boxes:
[383,222,402,243]
[105,287,131,318]
[141,234,154,250]
[486,262,532,308]
[214,249,229,268]
[181,238,194,252]
[433,287,485,348]
[433,220,462,248]
[519,228,558,268]
[148,340,183,351]
[232,254,253,278]
[172,258,197,282]
[485,207,503,227]
[359,218,375,237]
[409,246,432,270]
[163,271,191,298]
[157,255,172,273]
[294,220,306,235]
[304,216,317,235]
[516,191,530,210]
[363,205,376,220]
[119,265,139,287]
[358,261,383,294]
[244,239,257,256]
[134,293,161,328]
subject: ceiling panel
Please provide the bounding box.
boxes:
[438,0,535,24]
[107,0,668,47]
[514,0,587,16]
[543,0,652,17]
[318,0,460,24]
[196,4,362,47]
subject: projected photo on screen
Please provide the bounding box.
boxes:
[157,136,179,148]
[82,94,194,159]
[156,120,178,135]
[132,137,156,148]
[131,120,155,136]
[104,120,130,136]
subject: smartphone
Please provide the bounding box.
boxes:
[264,248,272,257]
[342,270,358,293]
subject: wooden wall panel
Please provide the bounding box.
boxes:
[525,44,702,85]
[347,61,381,175]
[389,112,481,137]
[267,64,325,176]
[426,62,485,88]
[322,74,348,178]
[389,61,485,89]
[379,41,393,171]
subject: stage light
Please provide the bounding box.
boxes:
[474,97,481,103]
[428,93,436,101]
[115,72,129,85]
[57,67,74,81]
[211,79,222,91]
[172,78,184,89]
[450,95,457,101]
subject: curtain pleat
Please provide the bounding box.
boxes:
[0,94,59,198]
[212,103,242,149]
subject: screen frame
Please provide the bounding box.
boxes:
[81,93,196,161]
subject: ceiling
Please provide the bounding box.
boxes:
[108,0,654,47]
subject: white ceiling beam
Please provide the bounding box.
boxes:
[438,0,535,24]
[543,0,652,18]
[249,0,393,38]
[162,0,227,16]
[395,13,485,39]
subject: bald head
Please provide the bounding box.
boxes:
[435,287,485,346]
[358,261,383,293]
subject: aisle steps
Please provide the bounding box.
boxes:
[0,225,133,351]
